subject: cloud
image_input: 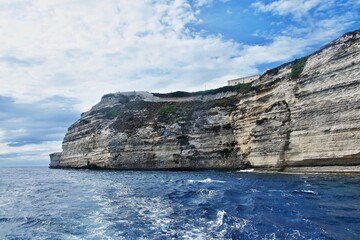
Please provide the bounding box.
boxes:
[252,0,325,19]
[0,95,80,165]
[0,0,255,111]
[0,95,80,146]
[0,55,43,67]
[250,0,359,60]
[0,141,63,166]
[193,0,213,7]
[0,0,358,111]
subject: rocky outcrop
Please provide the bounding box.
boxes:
[50,29,360,171]
[53,94,241,169]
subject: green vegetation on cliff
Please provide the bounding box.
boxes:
[158,105,177,114]
[258,55,309,80]
[291,56,309,79]
[108,109,120,119]
[153,82,256,98]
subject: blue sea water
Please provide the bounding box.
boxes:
[0,168,360,239]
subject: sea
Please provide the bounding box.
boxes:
[1,168,360,240]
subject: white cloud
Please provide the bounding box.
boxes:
[0,0,357,112]
[250,0,359,63]
[252,0,325,18]
[0,0,253,111]
[0,140,62,165]
[193,0,213,7]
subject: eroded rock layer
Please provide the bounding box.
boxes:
[50,30,360,171]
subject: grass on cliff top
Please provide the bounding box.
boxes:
[153,82,255,98]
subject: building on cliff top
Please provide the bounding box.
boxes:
[227,74,260,86]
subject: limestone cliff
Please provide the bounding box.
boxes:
[50,29,360,172]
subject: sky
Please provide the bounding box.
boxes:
[0,0,359,167]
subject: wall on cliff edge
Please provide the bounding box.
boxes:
[50,29,360,170]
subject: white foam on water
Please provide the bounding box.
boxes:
[107,195,175,238]
[268,189,283,192]
[286,230,305,240]
[294,190,318,195]
[181,227,209,240]
[87,181,134,239]
[187,178,226,183]
[179,211,233,240]
[216,210,226,226]
[182,222,228,240]
[197,189,218,199]
[234,218,250,231]
[249,188,260,193]
[205,214,257,239]
[263,232,277,240]
[88,209,115,239]
[237,169,255,172]
[136,197,174,226]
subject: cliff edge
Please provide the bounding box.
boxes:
[50,29,360,172]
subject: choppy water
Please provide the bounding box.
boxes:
[1,168,360,239]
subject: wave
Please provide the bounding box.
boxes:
[292,190,318,195]
[197,189,218,199]
[187,178,226,183]
[237,169,255,172]
[268,189,318,195]
[216,210,226,226]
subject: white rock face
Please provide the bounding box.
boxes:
[51,94,241,169]
[50,30,360,171]
[233,30,360,168]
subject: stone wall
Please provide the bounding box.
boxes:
[228,75,260,86]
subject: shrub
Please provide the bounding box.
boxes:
[197,85,235,96]
[291,56,309,79]
[235,82,252,94]
[153,82,255,98]
[102,93,116,99]
[108,109,119,119]
[156,91,192,98]
[158,105,177,114]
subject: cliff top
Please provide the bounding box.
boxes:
[100,29,359,105]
